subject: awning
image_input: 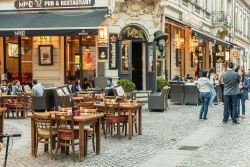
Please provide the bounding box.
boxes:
[192,29,231,48]
[0,9,107,36]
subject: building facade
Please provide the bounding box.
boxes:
[0,0,249,91]
[232,0,250,70]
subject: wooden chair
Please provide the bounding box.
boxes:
[55,113,79,161]
[33,113,57,159]
[6,96,25,119]
[83,96,95,102]
[80,108,97,153]
[17,93,32,117]
[95,93,104,102]
[78,101,95,109]
[104,96,117,103]
[104,102,127,139]
[120,100,138,135]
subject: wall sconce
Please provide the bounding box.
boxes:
[99,28,104,39]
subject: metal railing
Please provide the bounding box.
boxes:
[212,11,227,23]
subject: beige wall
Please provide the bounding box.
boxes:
[32,36,64,86]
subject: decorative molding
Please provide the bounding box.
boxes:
[117,0,155,17]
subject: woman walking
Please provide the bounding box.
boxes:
[208,68,217,106]
[197,71,212,120]
[238,69,249,118]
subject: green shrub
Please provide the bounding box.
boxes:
[117,79,130,88]
[117,79,136,92]
[157,78,169,92]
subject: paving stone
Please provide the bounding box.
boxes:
[0,100,249,166]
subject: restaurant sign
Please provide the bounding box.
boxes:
[15,0,95,9]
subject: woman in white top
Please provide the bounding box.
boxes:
[208,68,217,106]
[197,71,212,120]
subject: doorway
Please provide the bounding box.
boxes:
[132,42,143,90]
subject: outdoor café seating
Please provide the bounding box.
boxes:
[183,85,200,105]
[32,88,54,111]
[148,86,170,111]
[55,113,79,161]
[104,102,128,139]
[33,113,57,159]
[170,84,185,105]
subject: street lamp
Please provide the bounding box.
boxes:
[154,30,168,78]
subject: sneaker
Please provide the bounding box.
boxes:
[203,117,208,120]
[242,115,246,118]
[199,116,202,119]
[233,120,240,124]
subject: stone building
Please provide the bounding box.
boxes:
[0,0,249,91]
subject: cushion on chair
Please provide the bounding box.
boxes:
[107,116,127,122]
[120,114,136,120]
[6,103,24,108]
[58,130,79,139]
[38,129,57,137]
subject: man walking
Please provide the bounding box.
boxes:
[223,62,240,124]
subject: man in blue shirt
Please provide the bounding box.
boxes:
[32,79,44,96]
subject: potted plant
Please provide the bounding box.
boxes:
[157,78,170,92]
[117,79,136,98]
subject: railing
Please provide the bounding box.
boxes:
[212,11,227,23]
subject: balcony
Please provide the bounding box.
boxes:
[212,11,232,28]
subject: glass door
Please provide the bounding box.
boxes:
[117,40,132,81]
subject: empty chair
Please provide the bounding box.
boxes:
[170,84,185,105]
[184,85,200,105]
[55,113,79,161]
[104,102,127,139]
[79,108,97,153]
[148,86,170,111]
[33,113,57,159]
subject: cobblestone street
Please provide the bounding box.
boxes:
[0,101,250,167]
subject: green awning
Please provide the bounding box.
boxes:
[192,29,232,48]
[0,9,107,36]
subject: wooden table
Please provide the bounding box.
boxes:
[31,112,104,161]
[95,102,142,139]
[0,108,7,143]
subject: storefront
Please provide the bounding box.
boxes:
[192,29,231,75]
[0,1,107,86]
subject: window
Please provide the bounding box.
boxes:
[65,36,96,86]
[4,36,33,84]
[243,13,247,36]
[239,10,242,33]
[204,0,207,9]
[234,6,238,32]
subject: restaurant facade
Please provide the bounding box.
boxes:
[0,0,166,91]
[0,0,239,91]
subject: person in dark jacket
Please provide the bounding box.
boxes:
[238,69,249,118]
[223,62,240,124]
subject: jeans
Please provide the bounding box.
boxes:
[238,91,248,116]
[224,95,239,122]
[200,92,211,119]
[220,84,224,103]
[209,88,217,105]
